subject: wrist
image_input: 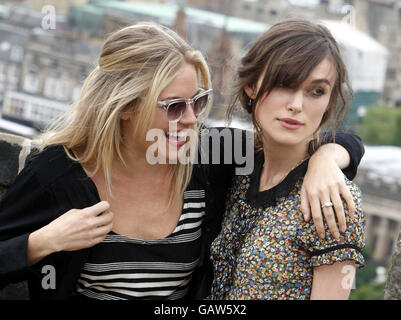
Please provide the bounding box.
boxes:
[311,143,347,168]
[310,146,335,163]
[27,226,59,266]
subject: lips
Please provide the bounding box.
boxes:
[278,118,304,130]
[165,130,188,147]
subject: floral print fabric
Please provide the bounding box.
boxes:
[209,174,365,300]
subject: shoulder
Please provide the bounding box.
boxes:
[344,176,362,198]
[24,145,80,188]
[295,176,366,265]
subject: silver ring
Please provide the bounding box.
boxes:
[321,201,334,209]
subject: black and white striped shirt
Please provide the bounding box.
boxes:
[75,189,205,300]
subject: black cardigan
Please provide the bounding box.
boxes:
[0,128,364,300]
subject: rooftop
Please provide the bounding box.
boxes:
[84,1,270,34]
[361,145,401,183]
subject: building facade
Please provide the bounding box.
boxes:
[0,4,101,133]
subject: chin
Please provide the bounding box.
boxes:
[165,142,194,165]
[268,132,310,148]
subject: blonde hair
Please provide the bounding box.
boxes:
[40,22,212,207]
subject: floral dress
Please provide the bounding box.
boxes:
[209,152,366,300]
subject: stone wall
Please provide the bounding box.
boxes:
[0,132,38,300]
[385,231,401,299]
[354,169,401,266]
[0,132,400,299]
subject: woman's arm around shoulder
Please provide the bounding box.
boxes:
[298,179,366,300]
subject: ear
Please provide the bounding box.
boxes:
[244,85,257,99]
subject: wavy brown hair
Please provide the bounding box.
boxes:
[228,18,353,150]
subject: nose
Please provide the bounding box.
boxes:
[179,102,197,125]
[287,90,303,113]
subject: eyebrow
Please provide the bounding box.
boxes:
[310,79,332,87]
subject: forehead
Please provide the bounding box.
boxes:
[306,57,336,85]
[159,62,199,100]
[256,56,337,94]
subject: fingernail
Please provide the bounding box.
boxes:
[340,225,346,233]
[319,233,325,239]
[334,232,340,239]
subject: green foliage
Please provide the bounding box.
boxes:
[349,248,387,300]
[349,282,385,300]
[356,106,401,146]
[394,113,401,147]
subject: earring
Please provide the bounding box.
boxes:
[248,98,253,108]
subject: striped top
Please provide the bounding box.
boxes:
[75,189,205,300]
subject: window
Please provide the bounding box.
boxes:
[44,77,56,99]
[8,98,25,117]
[23,73,40,93]
[386,69,396,81]
[54,79,70,101]
[72,86,81,101]
[7,64,19,84]
[0,62,4,82]
[10,45,24,62]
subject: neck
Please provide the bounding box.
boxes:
[116,146,172,181]
[259,139,309,191]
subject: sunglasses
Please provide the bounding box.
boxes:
[157,88,213,123]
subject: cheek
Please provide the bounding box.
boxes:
[150,108,169,129]
[127,109,168,148]
[307,102,329,131]
[254,93,281,124]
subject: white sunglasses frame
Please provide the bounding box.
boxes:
[157,88,213,123]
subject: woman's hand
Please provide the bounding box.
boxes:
[28,201,113,265]
[300,144,356,239]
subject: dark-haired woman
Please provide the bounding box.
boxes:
[209,19,366,300]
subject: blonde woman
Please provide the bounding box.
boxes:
[0,22,363,300]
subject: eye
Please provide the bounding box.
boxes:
[310,87,326,97]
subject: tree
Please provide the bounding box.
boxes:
[356,106,401,146]
[393,112,401,146]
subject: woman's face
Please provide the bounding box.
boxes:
[249,57,336,148]
[122,62,200,163]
